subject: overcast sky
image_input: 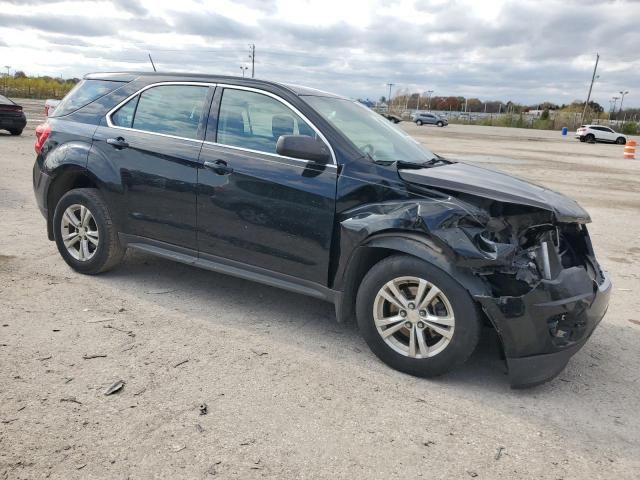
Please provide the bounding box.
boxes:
[0,0,638,107]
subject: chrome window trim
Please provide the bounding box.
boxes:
[105,81,215,143]
[105,81,337,166]
[212,83,336,165]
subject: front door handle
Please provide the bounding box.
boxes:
[203,159,233,175]
[106,137,129,149]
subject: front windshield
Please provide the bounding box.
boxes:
[303,96,436,163]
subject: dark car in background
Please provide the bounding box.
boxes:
[0,94,27,135]
[32,72,611,387]
[412,111,448,127]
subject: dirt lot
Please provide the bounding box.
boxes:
[1,103,639,479]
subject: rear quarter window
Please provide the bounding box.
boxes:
[51,79,124,117]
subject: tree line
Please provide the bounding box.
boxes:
[2,71,79,99]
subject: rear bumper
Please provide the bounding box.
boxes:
[0,114,27,130]
[477,267,611,388]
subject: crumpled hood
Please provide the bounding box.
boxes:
[398,162,590,223]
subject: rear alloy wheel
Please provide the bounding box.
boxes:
[616,137,626,145]
[356,255,480,378]
[53,188,124,274]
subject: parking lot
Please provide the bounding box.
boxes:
[1,102,639,479]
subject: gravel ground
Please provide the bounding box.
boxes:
[1,103,639,479]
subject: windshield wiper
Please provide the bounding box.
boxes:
[395,157,453,169]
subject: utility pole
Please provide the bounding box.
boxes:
[3,66,10,95]
[240,66,248,78]
[581,53,599,124]
[248,44,255,78]
[619,90,629,114]
[386,83,394,111]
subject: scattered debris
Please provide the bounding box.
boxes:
[76,464,87,470]
[199,403,208,415]
[103,324,135,337]
[52,329,60,332]
[495,446,505,460]
[195,423,205,433]
[82,354,107,360]
[173,359,189,368]
[467,471,478,478]
[250,349,268,357]
[104,380,125,396]
[628,319,640,326]
[423,440,435,447]
[145,288,177,295]
[86,318,115,323]
[64,377,74,384]
[118,307,126,312]
[17,406,26,412]
[1,418,18,424]
[38,355,52,361]
[171,445,186,452]
[240,439,256,446]
[133,387,146,396]
[60,397,82,405]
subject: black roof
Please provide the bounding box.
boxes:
[84,71,343,98]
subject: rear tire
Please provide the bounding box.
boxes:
[616,137,626,145]
[9,129,22,136]
[585,134,595,143]
[356,255,480,378]
[53,188,125,274]
[416,120,423,126]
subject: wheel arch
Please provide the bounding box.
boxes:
[333,232,490,324]
[45,166,101,240]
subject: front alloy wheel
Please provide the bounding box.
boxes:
[356,255,480,378]
[374,276,455,358]
[61,204,99,261]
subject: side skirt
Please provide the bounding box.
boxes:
[119,233,338,303]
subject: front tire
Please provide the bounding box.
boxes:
[9,129,23,136]
[53,188,124,274]
[436,121,444,127]
[616,137,626,145]
[356,255,480,378]
[416,120,423,126]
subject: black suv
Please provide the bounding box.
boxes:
[33,73,611,387]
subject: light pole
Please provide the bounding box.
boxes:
[386,83,394,112]
[619,90,629,114]
[240,66,248,78]
[425,90,434,111]
[611,96,619,119]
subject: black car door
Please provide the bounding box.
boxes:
[196,86,337,285]
[92,83,214,250]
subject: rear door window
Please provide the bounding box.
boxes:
[110,85,210,140]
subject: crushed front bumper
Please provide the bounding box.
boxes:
[477,266,611,388]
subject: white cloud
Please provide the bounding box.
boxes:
[0,0,638,107]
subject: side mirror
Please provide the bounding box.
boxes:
[276,135,330,164]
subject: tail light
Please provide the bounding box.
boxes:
[35,123,52,154]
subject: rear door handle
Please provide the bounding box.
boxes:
[106,137,129,149]
[203,159,233,175]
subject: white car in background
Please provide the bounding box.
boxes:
[44,99,60,116]
[576,125,627,144]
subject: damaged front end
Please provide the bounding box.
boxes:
[340,163,611,387]
[465,203,611,387]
